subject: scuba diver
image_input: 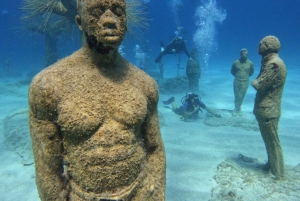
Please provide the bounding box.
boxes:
[162,93,221,121]
[155,36,191,63]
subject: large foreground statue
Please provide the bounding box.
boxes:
[252,35,286,179]
[28,0,166,200]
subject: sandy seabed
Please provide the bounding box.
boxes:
[0,66,299,201]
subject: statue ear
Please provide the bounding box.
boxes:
[263,41,269,50]
[75,15,83,30]
[265,43,270,49]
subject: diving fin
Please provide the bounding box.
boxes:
[162,97,175,105]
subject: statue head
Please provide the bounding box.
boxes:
[190,48,199,59]
[76,0,127,53]
[258,36,280,56]
[240,48,248,60]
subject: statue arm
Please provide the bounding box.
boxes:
[142,83,166,199]
[29,115,66,201]
[28,75,66,201]
[231,63,236,76]
[249,62,254,76]
[251,63,279,92]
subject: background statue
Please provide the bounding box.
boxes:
[28,0,166,200]
[231,48,254,116]
[252,36,287,179]
[186,49,201,92]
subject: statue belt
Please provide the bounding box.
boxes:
[70,171,144,201]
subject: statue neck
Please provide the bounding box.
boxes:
[82,44,121,67]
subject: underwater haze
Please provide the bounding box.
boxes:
[0,0,300,200]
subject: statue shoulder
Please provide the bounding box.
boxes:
[132,65,157,88]
[29,51,85,120]
[271,56,285,67]
[29,67,60,120]
[33,56,72,80]
[246,59,254,66]
[129,64,159,101]
[233,60,240,65]
[247,59,253,64]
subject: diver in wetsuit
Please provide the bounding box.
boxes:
[155,36,191,63]
[162,93,221,121]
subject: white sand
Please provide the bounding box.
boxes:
[0,67,299,201]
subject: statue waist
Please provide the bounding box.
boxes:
[69,171,145,201]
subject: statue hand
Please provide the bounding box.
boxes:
[251,79,258,87]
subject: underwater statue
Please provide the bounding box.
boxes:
[231,48,254,116]
[252,35,287,179]
[28,0,166,200]
[186,49,201,92]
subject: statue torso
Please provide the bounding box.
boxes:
[232,59,253,80]
[42,51,156,194]
[253,54,287,118]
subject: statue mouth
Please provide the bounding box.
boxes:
[99,29,122,40]
[103,35,120,43]
[101,31,122,43]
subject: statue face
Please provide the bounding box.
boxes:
[258,40,269,56]
[258,36,281,56]
[77,0,127,49]
[240,50,248,60]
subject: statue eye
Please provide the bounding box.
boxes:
[91,6,105,18]
[112,6,125,16]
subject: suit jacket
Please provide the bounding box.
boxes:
[253,53,287,118]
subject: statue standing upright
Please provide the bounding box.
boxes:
[28,0,166,200]
[252,36,287,179]
[231,48,254,116]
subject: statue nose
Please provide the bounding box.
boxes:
[103,21,117,29]
[100,10,117,29]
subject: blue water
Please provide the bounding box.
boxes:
[1,0,299,73]
[0,0,299,200]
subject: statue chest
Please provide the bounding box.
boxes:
[56,79,148,138]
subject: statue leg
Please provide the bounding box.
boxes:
[233,79,248,116]
[257,117,285,179]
